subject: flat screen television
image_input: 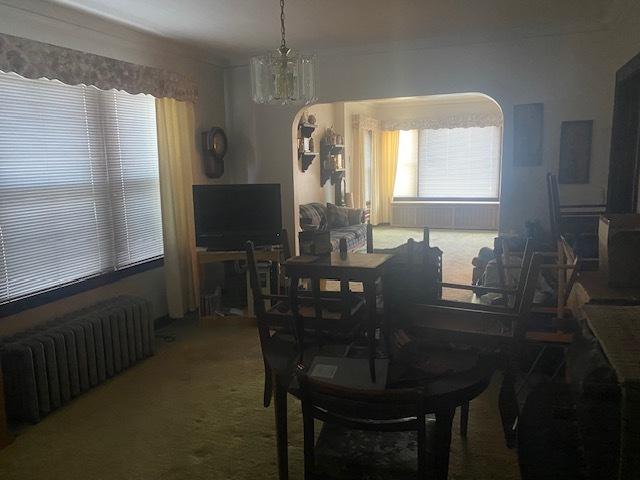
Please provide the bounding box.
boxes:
[193,184,282,250]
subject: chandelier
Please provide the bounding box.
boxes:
[250,0,318,105]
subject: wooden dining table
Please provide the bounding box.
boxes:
[283,252,395,382]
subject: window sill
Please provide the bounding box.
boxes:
[0,257,164,319]
[392,199,499,205]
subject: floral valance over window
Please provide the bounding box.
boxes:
[381,112,503,131]
[0,33,198,103]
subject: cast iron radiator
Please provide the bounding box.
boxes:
[0,296,154,423]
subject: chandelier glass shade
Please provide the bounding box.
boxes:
[250,0,318,105]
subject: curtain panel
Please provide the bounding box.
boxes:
[351,114,381,209]
[0,33,198,103]
[371,131,400,225]
[156,98,199,319]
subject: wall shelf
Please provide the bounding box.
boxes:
[298,121,318,172]
[300,151,318,172]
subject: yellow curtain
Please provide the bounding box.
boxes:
[155,97,198,319]
[350,122,365,209]
[371,130,399,225]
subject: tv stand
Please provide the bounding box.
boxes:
[194,248,283,322]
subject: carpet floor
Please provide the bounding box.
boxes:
[0,316,519,479]
[371,226,496,301]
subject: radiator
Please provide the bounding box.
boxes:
[0,296,154,423]
[391,202,499,230]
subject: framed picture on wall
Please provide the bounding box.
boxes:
[513,103,544,166]
[558,120,593,184]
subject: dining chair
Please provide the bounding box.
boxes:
[246,241,365,408]
[406,252,545,447]
[299,374,428,480]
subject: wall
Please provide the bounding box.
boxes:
[294,103,340,206]
[224,22,640,241]
[0,0,226,333]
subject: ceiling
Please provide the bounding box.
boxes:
[49,0,617,63]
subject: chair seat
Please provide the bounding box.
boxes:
[313,423,435,480]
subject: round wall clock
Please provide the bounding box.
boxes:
[202,127,227,178]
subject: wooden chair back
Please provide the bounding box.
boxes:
[492,237,536,311]
[246,240,297,407]
[547,172,563,241]
[546,172,605,241]
[513,253,545,342]
[299,374,427,479]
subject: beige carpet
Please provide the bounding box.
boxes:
[0,317,519,480]
[371,226,496,301]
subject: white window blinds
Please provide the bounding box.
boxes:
[0,71,163,305]
[417,126,501,199]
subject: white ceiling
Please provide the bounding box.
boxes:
[49,0,617,63]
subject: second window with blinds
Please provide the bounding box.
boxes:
[393,126,502,201]
[0,72,163,306]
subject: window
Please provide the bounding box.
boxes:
[394,126,501,200]
[0,72,163,306]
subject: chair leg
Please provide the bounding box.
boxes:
[274,382,289,480]
[303,408,315,480]
[417,414,427,479]
[263,365,273,408]
[433,408,455,480]
[459,401,469,437]
[499,369,519,449]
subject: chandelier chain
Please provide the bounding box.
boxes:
[280,0,287,50]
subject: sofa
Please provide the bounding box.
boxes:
[299,202,368,252]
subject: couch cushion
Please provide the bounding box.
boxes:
[300,203,327,231]
[329,224,368,252]
[327,203,350,228]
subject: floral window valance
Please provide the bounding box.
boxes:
[381,112,503,131]
[353,114,381,131]
[0,33,198,103]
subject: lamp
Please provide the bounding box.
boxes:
[250,0,318,106]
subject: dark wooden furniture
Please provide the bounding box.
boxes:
[298,121,318,172]
[565,256,640,480]
[272,348,494,480]
[299,375,428,479]
[607,49,640,214]
[546,172,604,266]
[284,252,394,382]
[407,253,544,447]
[320,138,346,204]
[246,241,363,408]
[581,305,640,480]
[569,268,640,312]
[0,362,13,450]
[195,230,290,322]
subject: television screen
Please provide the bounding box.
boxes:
[193,184,282,250]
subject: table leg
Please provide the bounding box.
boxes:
[381,275,392,356]
[434,408,455,480]
[289,276,303,363]
[364,280,377,383]
[274,380,289,480]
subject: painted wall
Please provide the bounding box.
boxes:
[0,0,226,333]
[224,22,640,241]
